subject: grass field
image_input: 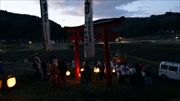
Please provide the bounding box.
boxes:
[0,42,180,101]
[0,42,180,63]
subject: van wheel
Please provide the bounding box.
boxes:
[161,75,167,80]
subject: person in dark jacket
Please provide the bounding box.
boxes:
[0,63,5,89]
[145,65,151,77]
[58,59,67,83]
[82,62,93,82]
[133,63,143,88]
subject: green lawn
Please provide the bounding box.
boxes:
[0,42,180,101]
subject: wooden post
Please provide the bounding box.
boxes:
[39,0,46,79]
[102,28,112,86]
[74,31,80,79]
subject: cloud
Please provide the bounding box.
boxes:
[48,0,139,18]
[43,0,179,26]
[48,0,84,15]
[173,6,180,12]
[93,0,139,18]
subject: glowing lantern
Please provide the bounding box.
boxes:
[80,68,84,72]
[7,77,16,88]
[112,69,116,73]
[94,67,100,73]
[66,70,70,76]
[93,67,96,72]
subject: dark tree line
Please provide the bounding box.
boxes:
[0,10,67,43]
[0,10,180,43]
[115,12,180,38]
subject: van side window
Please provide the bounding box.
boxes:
[168,66,178,72]
[161,65,168,70]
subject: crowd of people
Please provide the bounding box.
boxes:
[48,56,68,88]
[112,50,153,87]
[116,62,152,87]
[90,49,153,87]
[0,50,151,89]
[1,50,153,89]
[92,60,152,87]
[32,54,68,88]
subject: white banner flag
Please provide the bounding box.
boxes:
[40,0,53,52]
[84,0,95,58]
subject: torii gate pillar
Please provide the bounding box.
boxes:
[65,16,125,85]
[74,31,80,79]
[103,28,111,85]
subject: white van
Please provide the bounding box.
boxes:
[159,61,180,80]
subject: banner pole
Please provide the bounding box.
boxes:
[39,0,47,79]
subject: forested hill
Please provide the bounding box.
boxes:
[0,10,67,43]
[93,12,180,38]
[0,10,180,43]
[117,12,180,38]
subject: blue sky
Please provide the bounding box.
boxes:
[0,0,179,27]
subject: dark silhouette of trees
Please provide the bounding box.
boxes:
[0,10,67,43]
[0,10,180,42]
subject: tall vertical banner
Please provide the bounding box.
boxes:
[40,0,53,52]
[84,0,95,58]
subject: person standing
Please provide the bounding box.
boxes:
[94,61,101,80]
[58,59,67,83]
[115,50,121,57]
[117,63,125,83]
[34,53,43,78]
[133,63,143,88]
[50,57,61,88]
[129,65,137,85]
[145,65,151,77]
[82,62,93,82]
[72,60,75,68]
[100,63,106,80]
[0,63,5,89]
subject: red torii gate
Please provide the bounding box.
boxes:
[68,34,119,40]
[64,16,125,85]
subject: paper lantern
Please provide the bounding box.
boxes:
[7,77,16,88]
[93,68,96,73]
[80,68,84,72]
[112,69,116,73]
[94,67,100,73]
[66,70,70,76]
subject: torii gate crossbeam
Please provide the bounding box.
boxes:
[65,16,125,86]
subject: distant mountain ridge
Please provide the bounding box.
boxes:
[0,10,180,43]
[95,12,180,38]
[0,10,66,43]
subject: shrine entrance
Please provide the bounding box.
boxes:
[64,16,125,85]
